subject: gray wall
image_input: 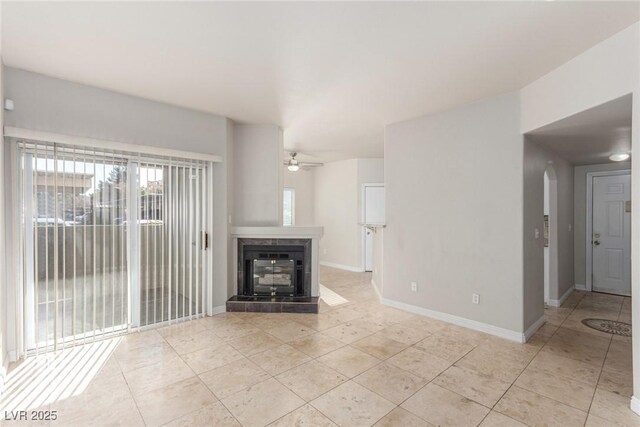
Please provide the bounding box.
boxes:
[522,138,574,327]
[573,162,631,286]
[315,159,360,269]
[283,167,315,226]
[224,121,236,301]
[3,67,234,318]
[3,68,229,151]
[313,158,384,270]
[384,93,524,333]
[233,124,283,226]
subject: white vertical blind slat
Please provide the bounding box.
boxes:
[72,147,77,345]
[195,165,200,317]
[60,147,65,348]
[110,150,116,332]
[188,161,193,319]
[53,145,60,351]
[101,156,106,335]
[33,144,39,356]
[167,161,172,324]
[161,163,166,323]
[153,162,158,326]
[92,149,97,342]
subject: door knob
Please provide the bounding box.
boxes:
[593,240,600,246]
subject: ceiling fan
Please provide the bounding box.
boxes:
[285,152,323,171]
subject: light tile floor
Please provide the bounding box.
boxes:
[0,266,635,426]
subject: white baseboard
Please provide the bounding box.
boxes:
[210,305,227,315]
[370,279,382,301]
[548,285,574,307]
[380,297,525,343]
[630,396,640,416]
[574,283,587,291]
[320,261,364,273]
[523,315,546,342]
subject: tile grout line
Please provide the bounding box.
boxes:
[166,325,244,427]
[585,333,615,423]
[576,291,625,426]
[243,295,414,425]
[502,291,630,426]
[103,277,629,427]
[485,290,590,427]
[194,322,277,427]
[355,331,489,426]
[187,293,383,426]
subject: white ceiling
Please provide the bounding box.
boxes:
[527,94,632,165]
[2,2,639,161]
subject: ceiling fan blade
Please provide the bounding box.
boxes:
[282,161,323,167]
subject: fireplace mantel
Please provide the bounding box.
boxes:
[231,226,323,299]
[231,226,323,239]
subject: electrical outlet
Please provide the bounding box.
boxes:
[411,282,417,292]
[323,248,327,255]
[472,293,480,304]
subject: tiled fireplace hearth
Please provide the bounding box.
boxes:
[227,226,323,313]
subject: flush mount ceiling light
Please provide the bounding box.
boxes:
[287,152,300,171]
[284,152,323,172]
[609,152,630,162]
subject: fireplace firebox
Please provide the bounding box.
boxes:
[237,238,312,298]
[244,246,304,297]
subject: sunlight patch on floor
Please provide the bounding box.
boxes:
[0,337,121,411]
[319,284,349,306]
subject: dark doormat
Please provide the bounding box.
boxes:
[581,319,631,337]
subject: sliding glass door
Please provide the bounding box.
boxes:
[134,162,207,327]
[17,142,209,354]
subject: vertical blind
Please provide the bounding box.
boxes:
[16,141,210,356]
[135,160,208,327]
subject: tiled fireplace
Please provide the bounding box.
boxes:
[238,239,311,297]
[226,226,323,313]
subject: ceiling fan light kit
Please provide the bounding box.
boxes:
[285,152,323,171]
[287,152,300,171]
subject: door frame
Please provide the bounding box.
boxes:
[544,165,558,306]
[361,183,384,272]
[586,169,631,292]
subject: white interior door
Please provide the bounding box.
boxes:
[363,184,384,272]
[543,172,550,305]
[365,186,385,224]
[592,174,631,296]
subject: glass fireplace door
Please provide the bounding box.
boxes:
[252,259,295,296]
